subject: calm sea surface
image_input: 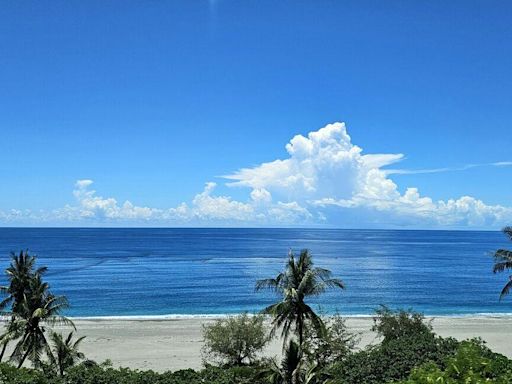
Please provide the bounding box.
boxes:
[0,228,510,317]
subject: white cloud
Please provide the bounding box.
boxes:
[225,122,403,203]
[49,180,312,225]
[225,121,512,227]
[386,161,512,175]
[1,121,510,228]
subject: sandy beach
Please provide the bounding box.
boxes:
[41,316,512,372]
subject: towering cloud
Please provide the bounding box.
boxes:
[224,122,511,227]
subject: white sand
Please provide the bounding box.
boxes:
[42,315,512,372]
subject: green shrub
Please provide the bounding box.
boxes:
[202,313,269,366]
[372,306,434,343]
[0,362,48,384]
[397,340,512,383]
[329,333,459,384]
[59,363,263,384]
[303,314,360,367]
[0,362,267,384]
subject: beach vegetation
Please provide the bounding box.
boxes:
[259,339,303,384]
[202,313,269,366]
[396,340,512,383]
[46,331,86,376]
[259,338,333,384]
[372,305,434,343]
[328,308,460,384]
[303,313,359,368]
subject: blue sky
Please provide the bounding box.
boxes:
[1,1,511,228]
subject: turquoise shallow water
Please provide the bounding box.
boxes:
[0,228,510,317]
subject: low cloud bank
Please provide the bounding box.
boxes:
[1,122,510,228]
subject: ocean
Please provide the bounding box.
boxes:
[0,228,510,317]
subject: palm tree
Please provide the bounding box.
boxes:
[256,249,344,347]
[47,331,86,376]
[0,251,47,361]
[10,274,74,368]
[493,226,512,300]
[0,251,47,313]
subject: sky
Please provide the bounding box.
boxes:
[0,0,511,228]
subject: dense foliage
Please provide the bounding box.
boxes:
[329,330,460,384]
[371,306,434,343]
[397,341,512,383]
[0,363,267,384]
[303,313,359,367]
[2,338,510,384]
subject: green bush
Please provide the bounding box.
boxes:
[0,363,265,384]
[202,313,269,366]
[303,314,360,367]
[372,306,434,343]
[0,363,48,384]
[329,333,460,384]
[397,340,512,383]
[328,309,460,384]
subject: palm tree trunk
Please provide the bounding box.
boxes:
[0,341,7,362]
[298,319,303,347]
[17,348,30,369]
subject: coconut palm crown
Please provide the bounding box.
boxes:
[0,251,47,314]
[256,249,344,347]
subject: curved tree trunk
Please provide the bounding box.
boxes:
[17,348,30,369]
[0,341,7,362]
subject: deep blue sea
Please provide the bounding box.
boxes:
[0,228,510,317]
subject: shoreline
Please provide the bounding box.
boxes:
[64,312,512,321]
[32,315,511,372]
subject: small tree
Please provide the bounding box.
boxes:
[372,306,433,343]
[303,314,360,367]
[47,331,86,376]
[202,313,269,366]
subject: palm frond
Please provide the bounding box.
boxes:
[493,261,512,274]
[255,274,284,292]
[503,227,512,241]
[499,277,512,300]
[324,278,345,290]
[44,315,75,329]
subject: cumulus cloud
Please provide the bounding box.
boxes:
[50,180,312,225]
[225,123,404,203]
[225,122,512,227]
[1,121,510,227]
